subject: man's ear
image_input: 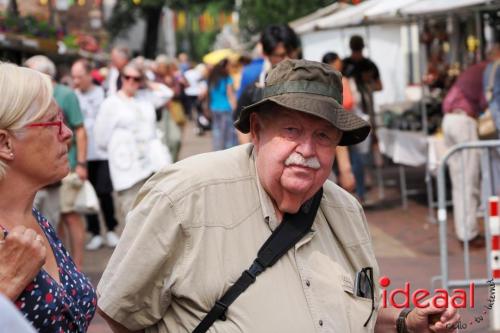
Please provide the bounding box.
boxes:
[249,112,260,144]
[0,130,15,161]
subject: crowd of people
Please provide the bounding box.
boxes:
[0,21,471,333]
[441,44,500,248]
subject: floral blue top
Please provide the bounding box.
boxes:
[11,209,96,332]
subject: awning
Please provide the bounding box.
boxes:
[290,2,350,34]
[364,0,421,20]
[400,0,494,16]
[292,0,498,33]
[313,0,385,30]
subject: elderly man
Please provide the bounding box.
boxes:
[106,45,131,96]
[97,60,458,333]
[71,58,120,250]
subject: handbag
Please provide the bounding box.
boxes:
[149,135,172,172]
[74,180,100,214]
[193,189,323,333]
[478,109,497,140]
[478,60,500,140]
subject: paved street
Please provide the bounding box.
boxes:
[86,121,495,333]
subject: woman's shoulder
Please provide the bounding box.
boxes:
[32,208,57,237]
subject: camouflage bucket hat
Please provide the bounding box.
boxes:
[234,59,371,146]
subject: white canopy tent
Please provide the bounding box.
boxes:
[289,2,350,34]
[295,0,498,109]
[400,0,497,16]
[312,0,385,30]
[296,0,419,110]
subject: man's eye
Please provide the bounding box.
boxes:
[318,132,329,139]
[283,127,299,137]
[316,132,334,145]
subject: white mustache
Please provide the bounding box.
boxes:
[284,152,321,169]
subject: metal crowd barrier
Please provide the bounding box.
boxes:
[435,140,500,330]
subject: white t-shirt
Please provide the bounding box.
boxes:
[76,85,106,161]
[106,66,120,97]
[94,85,173,191]
[184,68,207,97]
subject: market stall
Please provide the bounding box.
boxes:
[292,0,500,212]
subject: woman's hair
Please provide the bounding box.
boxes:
[0,62,53,179]
[322,52,339,64]
[208,58,229,88]
[122,60,145,81]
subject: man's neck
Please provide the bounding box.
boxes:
[79,84,94,94]
[351,52,364,61]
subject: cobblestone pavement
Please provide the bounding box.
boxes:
[86,121,496,333]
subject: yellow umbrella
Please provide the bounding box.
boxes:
[203,48,238,65]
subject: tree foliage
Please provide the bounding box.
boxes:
[239,0,336,37]
[106,0,336,58]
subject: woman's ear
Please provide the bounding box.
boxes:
[0,130,15,161]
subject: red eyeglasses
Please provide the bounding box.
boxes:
[26,110,64,135]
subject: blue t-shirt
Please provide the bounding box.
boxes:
[237,58,265,99]
[484,61,500,129]
[209,76,233,113]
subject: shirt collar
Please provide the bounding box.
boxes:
[250,147,280,231]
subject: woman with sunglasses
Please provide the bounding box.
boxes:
[95,60,173,224]
[0,62,96,332]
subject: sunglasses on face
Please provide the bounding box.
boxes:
[123,74,142,83]
[25,110,64,135]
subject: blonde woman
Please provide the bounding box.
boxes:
[0,62,96,332]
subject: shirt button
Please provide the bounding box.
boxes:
[319,320,323,326]
[305,280,311,287]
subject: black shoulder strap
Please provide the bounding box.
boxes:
[193,188,323,333]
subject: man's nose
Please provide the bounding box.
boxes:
[296,135,316,157]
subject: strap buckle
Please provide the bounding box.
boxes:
[214,301,228,321]
[246,260,264,281]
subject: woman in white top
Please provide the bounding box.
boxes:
[94,61,173,222]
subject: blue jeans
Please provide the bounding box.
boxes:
[350,149,369,200]
[212,112,237,151]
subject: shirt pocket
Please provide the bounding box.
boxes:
[341,274,377,333]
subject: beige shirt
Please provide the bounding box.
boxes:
[97,144,380,333]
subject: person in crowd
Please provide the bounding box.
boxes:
[177,52,191,74]
[153,55,186,162]
[71,58,120,251]
[208,58,237,151]
[484,44,500,216]
[342,35,383,203]
[0,293,36,332]
[26,55,88,270]
[94,61,173,224]
[442,58,489,247]
[236,24,301,144]
[184,63,209,135]
[97,59,459,333]
[163,56,189,126]
[0,62,96,332]
[106,45,131,96]
[322,52,356,193]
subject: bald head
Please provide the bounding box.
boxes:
[111,46,130,70]
[71,59,93,92]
